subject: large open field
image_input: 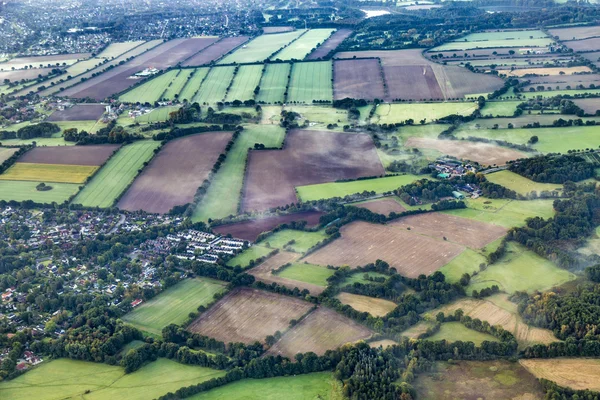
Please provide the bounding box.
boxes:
[260,229,329,253]
[0,147,18,164]
[0,52,90,71]
[277,262,335,287]
[564,37,600,52]
[225,64,263,102]
[486,170,563,196]
[47,104,105,121]
[0,358,224,400]
[123,277,227,336]
[266,307,373,358]
[336,292,397,317]
[549,26,600,40]
[0,163,97,184]
[177,68,209,102]
[226,245,272,268]
[0,180,80,203]
[432,30,553,51]
[72,141,161,208]
[134,106,181,124]
[287,61,333,103]
[242,129,384,212]
[255,63,290,103]
[194,66,235,104]
[520,358,600,391]
[187,287,313,344]
[272,29,335,61]
[373,102,477,124]
[119,69,179,103]
[219,30,305,64]
[333,59,385,101]
[426,321,500,345]
[413,360,545,400]
[353,197,407,216]
[307,29,352,60]
[118,132,232,214]
[508,66,593,77]
[182,36,250,66]
[18,145,119,165]
[574,98,600,114]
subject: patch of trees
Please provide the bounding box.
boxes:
[332,98,368,109]
[508,154,594,184]
[395,179,454,205]
[586,264,600,282]
[153,124,239,142]
[540,378,600,400]
[168,103,201,124]
[64,125,144,145]
[14,122,60,139]
[203,108,243,124]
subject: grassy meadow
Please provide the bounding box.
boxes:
[260,229,329,253]
[256,63,290,103]
[226,245,272,268]
[427,322,499,345]
[373,102,477,124]
[194,66,236,104]
[0,180,80,203]
[272,29,335,61]
[276,262,335,286]
[219,30,305,64]
[287,61,333,103]
[226,64,263,102]
[486,170,562,196]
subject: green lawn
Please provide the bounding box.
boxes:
[259,229,329,253]
[486,170,562,196]
[226,245,272,268]
[134,106,181,124]
[120,70,179,103]
[480,101,520,117]
[163,69,195,100]
[341,271,389,286]
[275,262,335,286]
[0,358,225,400]
[373,102,477,124]
[296,174,419,201]
[226,64,264,102]
[178,68,210,103]
[467,242,576,294]
[220,30,305,64]
[189,372,343,400]
[272,29,335,61]
[256,63,290,103]
[439,248,488,283]
[287,61,333,103]
[122,278,227,336]
[0,180,80,203]
[194,66,236,104]
[72,141,161,208]
[192,124,285,221]
[427,322,500,345]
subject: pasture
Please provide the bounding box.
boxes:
[0,180,79,203]
[373,102,477,124]
[353,198,407,216]
[72,141,161,208]
[517,88,600,99]
[122,277,227,336]
[0,147,18,164]
[336,292,397,317]
[272,29,335,61]
[0,163,97,184]
[426,322,500,345]
[47,104,106,121]
[119,70,178,103]
[432,30,553,51]
[287,61,333,103]
[341,271,389,286]
[178,68,210,102]
[260,229,329,253]
[183,37,250,66]
[508,66,593,77]
[481,101,520,117]
[226,245,272,268]
[486,170,562,196]
[308,29,353,60]
[187,287,313,344]
[296,174,419,202]
[225,64,263,102]
[163,69,194,100]
[194,66,235,104]
[520,358,600,391]
[134,106,181,123]
[266,307,373,358]
[276,262,335,287]
[219,30,305,64]
[256,63,290,103]
[333,59,385,101]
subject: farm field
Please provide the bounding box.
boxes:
[187,287,313,344]
[307,29,353,60]
[0,180,80,203]
[225,64,263,102]
[97,41,146,58]
[296,174,420,201]
[463,114,600,129]
[287,61,333,103]
[134,106,181,123]
[193,66,235,104]
[120,70,179,103]
[183,36,250,66]
[17,144,119,165]
[72,141,161,208]
[178,68,210,102]
[336,292,396,317]
[333,59,385,101]
[260,229,328,253]
[255,63,290,103]
[481,101,520,117]
[272,29,335,61]
[276,262,335,287]
[508,66,593,77]
[432,30,553,51]
[352,197,407,216]
[192,125,285,221]
[283,105,350,126]
[0,163,97,184]
[227,245,272,268]
[520,358,600,391]
[486,170,563,196]
[0,147,18,163]
[0,358,224,400]
[373,102,477,124]
[122,278,227,336]
[47,104,105,121]
[564,37,600,52]
[413,360,545,400]
[549,26,600,40]
[574,98,600,114]
[426,322,500,345]
[118,132,233,214]
[439,248,488,283]
[341,271,389,286]
[517,88,600,99]
[163,69,195,99]
[0,52,90,71]
[266,307,373,358]
[219,30,305,64]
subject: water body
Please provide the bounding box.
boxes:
[361,9,391,18]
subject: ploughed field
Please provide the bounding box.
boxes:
[333,59,385,101]
[47,104,106,121]
[17,145,119,165]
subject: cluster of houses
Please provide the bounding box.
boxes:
[430,159,478,179]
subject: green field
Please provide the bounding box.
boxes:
[481,101,520,117]
[72,141,161,208]
[427,322,500,345]
[0,147,18,163]
[287,61,333,103]
[467,242,576,294]
[194,66,235,104]
[341,271,389,286]
[134,106,181,124]
[517,88,600,99]
[433,30,553,51]
[256,63,290,103]
[486,170,562,196]
[226,64,263,102]
[192,125,285,221]
[226,245,272,268]
[283,105,349,126]
[0,180,80,203]
[190,372,343,400]
[272,29,335,61]
[276,262,335,286]
[260,229,329,253]
[0,358,225,400]
[220,30,305,64]
[178,68,210,102]
[163,69,195,100]
[120,70,179,104]
[439,248,488,283]
[296,174,419,201]
[0,163,97,184]
[97,41,145,58]
[122,278,227,336]
[373,102,477,124]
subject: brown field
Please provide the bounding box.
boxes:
[18,145,119,166]
[307,29,353,60]
[118,132,232,214]
[182,36,250,66]
[523,73,600,88]
[0,53,90,70]
[564,37,600,52]
[353,198,406,216]
[336,292,397,317]
[549,26,600,41]
[0,148,18,164]
[400,321,435,339]
[369,339,397,348]
[508,66,593,77]
[404,137,525,166]
[333,59,385,100]
[266,307,373,358]
[241,130,384,212]
[581,51,600,67]
[187,287,313,344]
[574,98,600,114]
[304,220,465,277]
[212,211,324,242]
[248,251,327,295]
[520,358,600,391]
[425,47,529,59]
[386,65,444,101]
[0,68,54,82]
[47,104,106,121]
[61,38,217,100]
[263,26,295,34]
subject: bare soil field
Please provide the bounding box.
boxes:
[520,358,600,391]
[333,59,385,100]
[574,98,600,114]
[47,104,106,121]
[182,36,250,66]
[18,145,119,166]
[523,73,600,87]
[187,287,313,344]
[354,198,406,216]
[336,292,397,317]
[386,65,444,101]
[0,68,54,82]
[118,132,232,214]
[307,29,353,60]
[248,251,327,295]
[303,220,465,277]
[508,66,593,77]
[263,26,295,34]
[405,137,525,165]
[266,307,373,357]
[212,211,324,242]
[62,38,217,100]
[241,130,384,212]
[581,51,600,67]
[549,26,600,40]
[564,37,600,52]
